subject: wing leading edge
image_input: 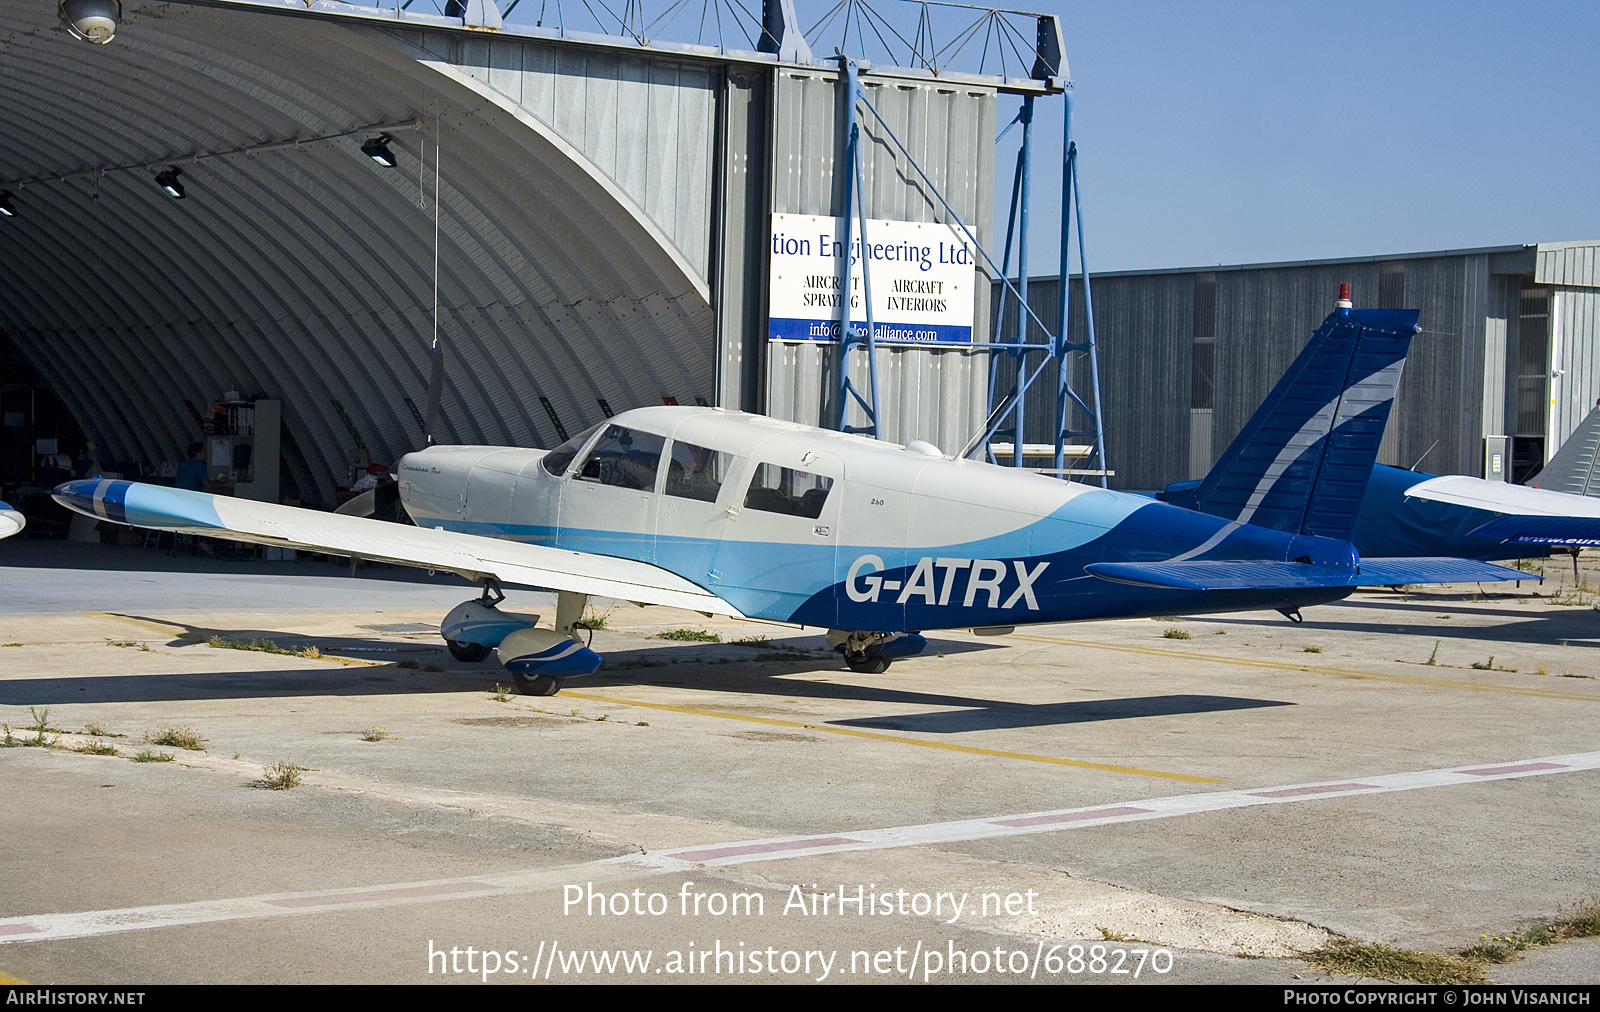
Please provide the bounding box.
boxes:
[52,479,743,617]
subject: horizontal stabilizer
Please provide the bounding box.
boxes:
[1085,557,1531,591]
[52,479,742,616]
[1467,515,1600,547]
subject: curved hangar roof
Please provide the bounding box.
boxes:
[0,0,721,504]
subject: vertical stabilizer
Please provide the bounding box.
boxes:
[1530,400,1600,497]
[1166,306,1420,541]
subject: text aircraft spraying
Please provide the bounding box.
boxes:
[53,302,1528,696]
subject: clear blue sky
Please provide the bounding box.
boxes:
[1000,0,1600,273]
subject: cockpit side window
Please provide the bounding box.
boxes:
[743,464,834,519]
[574,426,666,491]
[663,440,737,503]
[540,423,604,477]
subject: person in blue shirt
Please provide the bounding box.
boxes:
[176,443,207,491]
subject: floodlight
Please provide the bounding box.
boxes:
[361,134,398,168]
[155,167,184,199]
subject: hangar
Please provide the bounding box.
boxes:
[1,0,1066,510]
[997,241,1600,491]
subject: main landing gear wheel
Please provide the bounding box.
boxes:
[447,639,491,662]
[512,671,562,696]
[845,655,891,674]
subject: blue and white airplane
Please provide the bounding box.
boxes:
[51,305,1527,695]
[0,501,23,540]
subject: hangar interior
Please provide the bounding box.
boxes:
[2,0,1062,520]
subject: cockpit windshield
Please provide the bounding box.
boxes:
[540,422,604,477]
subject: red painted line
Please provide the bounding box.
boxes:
[1248,782,1380,799]
[0,924,40,936]
[990,806,1152,828]
[668,836,862,862]
[1457,762,1568,776]
[264,881,496,908]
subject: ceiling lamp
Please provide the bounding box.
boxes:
[0,191,14,217]
[361,134,398,168]
[155,167,184,199]
[59,0,120,43]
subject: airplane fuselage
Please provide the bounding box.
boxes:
[397,407,1354,632]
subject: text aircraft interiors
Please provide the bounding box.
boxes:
[54,305,1530,696]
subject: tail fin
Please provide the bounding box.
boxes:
[1165,307,1419,541]
[1530,400,1600,497]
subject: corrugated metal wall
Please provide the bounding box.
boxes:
[402,28,717,283]
[1550,286,1600,447]
[764,68,996,450]
[989,247,1600,492]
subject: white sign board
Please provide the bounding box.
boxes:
[767,213,977,345]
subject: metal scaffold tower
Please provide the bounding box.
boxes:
[827,7,1107,483]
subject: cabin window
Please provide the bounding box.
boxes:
[743,464,833,519]
[540,423,604,477]
[574,426,665,491]
[663,440,737,503]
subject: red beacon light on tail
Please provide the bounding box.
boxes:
[1335,283,1353,309]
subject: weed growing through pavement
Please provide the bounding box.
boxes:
[73,741,118,756]
[205,635,324,659]
[25,707,58,747]
[83,722,124,738]
[260,760,304,789]
[108,640,151,651]
[1161,627,1191,640]
[132,749,173,762]
[653,628,722,642]
[1425,640,1440,666]
[1308,938,1483,985]
[1461,903,1600,965]
[489,683,514,702]
[146,727,206,751]
[577,605,617,631]
[360,727,395,741]
[1303,645,1323,654]
[1,724,16,747]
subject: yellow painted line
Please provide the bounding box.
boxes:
[559,690,1224,783]
[87,613,382,668]
[1007,633,1600,703]
[0,972,27,984]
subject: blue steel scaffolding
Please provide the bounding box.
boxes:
[827,11,1107,484]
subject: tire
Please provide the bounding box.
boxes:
[512,671,562,696]
[845,654,891,674]
[447,639,491,662]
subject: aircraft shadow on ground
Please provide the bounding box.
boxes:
[0,622,1300,731]
[1203,609,1600,649]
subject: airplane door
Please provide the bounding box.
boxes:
[654,439,739,589]
[711,450,843,623]
[556,424,664,566]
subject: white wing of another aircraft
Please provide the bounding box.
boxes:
[1404,475,1600,518]
[56,480,741,616]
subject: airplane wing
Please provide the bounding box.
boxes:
[1085,557,1531,591]
[52,479,744,616]
[0,501,23,540]
[1404,475,1600,546]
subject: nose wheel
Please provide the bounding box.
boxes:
[447,639,491,662]
[844,654,891,674]
[512,672,562,696]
